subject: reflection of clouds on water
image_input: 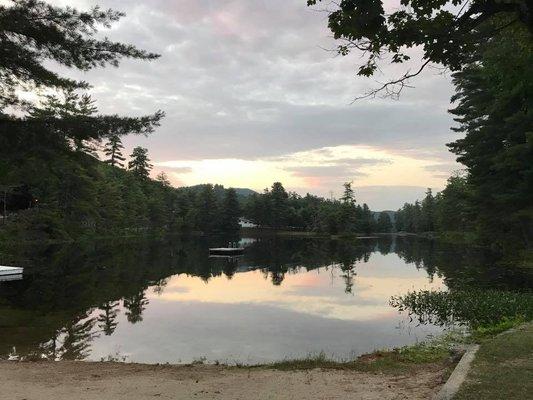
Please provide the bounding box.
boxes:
[2,235,506,364]
[150,256,443,322]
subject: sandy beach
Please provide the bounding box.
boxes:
[0,360,448,400]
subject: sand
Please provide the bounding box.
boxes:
[0,361,447,400]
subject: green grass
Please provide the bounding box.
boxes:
[258,335,457,374]
[454,322,533,400]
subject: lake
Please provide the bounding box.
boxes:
[0,235,529,364]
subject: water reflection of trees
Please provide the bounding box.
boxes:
[1,234,530,360]
[124,290,149,324]
[97,301,119,335]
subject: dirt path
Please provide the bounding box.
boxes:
[1,361,446,400]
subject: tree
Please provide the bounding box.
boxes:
[269,182,289,228]
[377,212,392,233]
[0,0,164,240]
[104,134,126,168]
[434,174,471,232]
[195,184,218,233]
[220,188,241,233]
[1,0,159,110]
[421,189,435,232]
[307,0,532,98]
[128,147,152,179]
[448,26,533,249]
[155,171,171,187]
[340,181,355,204]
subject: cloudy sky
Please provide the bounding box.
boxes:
[52,0,462,210]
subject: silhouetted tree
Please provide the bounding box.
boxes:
[128,147,152,179]
[104,134,126,168]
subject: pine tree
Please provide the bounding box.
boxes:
[128,147,152,179]
[220,188,241,233]
[195,184,218,233]
[377,212,392,233]
[421,188,435,232]
[155,171,171,187]
[340,181,355,204]
[448,26,532,249]
[104,134,126,168]
[269,182,289,228]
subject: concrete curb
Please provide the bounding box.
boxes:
[433,344,479,400]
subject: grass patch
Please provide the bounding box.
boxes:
[260,335,458,374]
[454,322,533,400]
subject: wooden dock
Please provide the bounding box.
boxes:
[0,266,23,282]
[209,247,244,256]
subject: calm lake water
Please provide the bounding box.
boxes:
[0,235,528,364]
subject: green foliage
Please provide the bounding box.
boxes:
[448,25,533,252]
[391,289,533,329]
[267,335,453,373]
[0,0,159,109]
[220,188,241,233]
[128,147,152,180]
[243,181,376,234]
[307,0,532,97]
[376,211,392,232]
[104,135,126,168]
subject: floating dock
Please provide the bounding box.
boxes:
[0,266,23,282]
[209,247,244,256]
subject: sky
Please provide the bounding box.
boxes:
[50,0,462,210]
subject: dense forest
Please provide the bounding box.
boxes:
[242,181,392,234]
[309,0,532,262]
[0,1,390,242]
[394,26,532,258]
[1,0,531,265]
[0,1,247,241]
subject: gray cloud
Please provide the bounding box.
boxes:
[423,162,465,178]
[163,166,193,174]
[284,157,390,179]
[48,0,459,207]
[54,0,455,163]
[285,165,368,178]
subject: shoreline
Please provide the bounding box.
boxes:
[0,357,452,400]
[0,341,458,400]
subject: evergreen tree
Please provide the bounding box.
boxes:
[269,182,289,228]
[377,212,392,233]
[155,171,171,187]
[195,184,218,233]
[340,181,355,204]
[128,147,152,179]
[104,134,126,168]
[220,188,241,233]
[448,26,533,250]
[421,189,435,232]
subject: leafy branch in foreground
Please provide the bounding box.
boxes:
[0,0,159,110]
[307,0,532,99]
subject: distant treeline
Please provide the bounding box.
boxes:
[1,114,249,240]
[242,181,392,234]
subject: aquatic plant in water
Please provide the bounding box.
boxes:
[390,289,533,329]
